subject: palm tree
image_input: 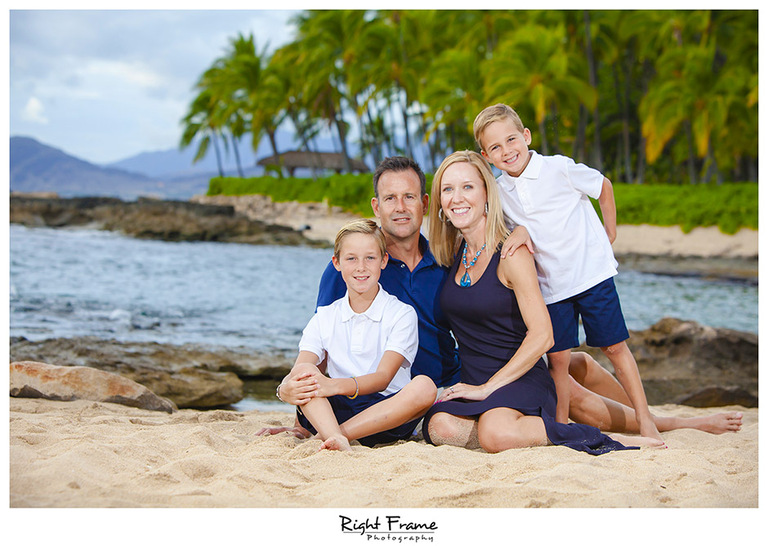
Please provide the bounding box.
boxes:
[180,88,226,177]
[290,10,370,173]
[484,22,597,156]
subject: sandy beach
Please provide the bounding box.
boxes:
[10,397,756,509]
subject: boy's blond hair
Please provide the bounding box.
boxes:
[333,218,387,260]
[428,150,510,267]
[473,103,526,150]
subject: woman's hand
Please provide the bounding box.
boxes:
[438,382,491,402]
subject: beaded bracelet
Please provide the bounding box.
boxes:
[347,377,359,400]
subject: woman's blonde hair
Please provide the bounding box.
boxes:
[333,218,387,260]
[428,150,510,267]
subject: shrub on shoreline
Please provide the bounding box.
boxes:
[208,176,757,235]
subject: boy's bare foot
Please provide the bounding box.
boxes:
[256,426,311,439]
[690,411,743,434]
[319,435,352,452]
[610,433,666,448]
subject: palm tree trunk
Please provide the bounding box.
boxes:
[613,64,633,184]
[575,105,587,163]
[684,120,698,184]
[231,134,244,178]
[333,110,353,173]
[537,118,549,155]
[266,130,284,179]
[583,10,603,171]
[212,132,224,178]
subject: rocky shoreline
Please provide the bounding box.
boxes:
[11,193,758,282]
[10,194,328,247]
[9,317,757,410]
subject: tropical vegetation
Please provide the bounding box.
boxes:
[182,10,758,187]
[209,174,757,234]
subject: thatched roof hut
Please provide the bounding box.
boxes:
[257,151,369,176]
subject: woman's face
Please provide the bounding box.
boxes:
[439,162,488,232]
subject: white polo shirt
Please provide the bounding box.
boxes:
[298,285,418,396]
[496,151,618,305]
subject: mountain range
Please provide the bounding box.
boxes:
[9,133,303,200]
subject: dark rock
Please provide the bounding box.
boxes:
[675,386,758,408]
[10,361,177,413]
[577,318,758,407]
[9,195,326,247]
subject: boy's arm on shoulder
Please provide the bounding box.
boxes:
[598,177,617,244]
[500,225,534,259]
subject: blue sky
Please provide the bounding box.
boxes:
[9,9,300,164]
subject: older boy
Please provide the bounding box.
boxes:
[474,103,663,443]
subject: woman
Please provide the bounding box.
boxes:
[423,151,654,454]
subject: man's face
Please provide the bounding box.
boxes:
[371,169,428,242]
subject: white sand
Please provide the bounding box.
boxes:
[10,398,756,509]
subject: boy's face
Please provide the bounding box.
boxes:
[480,119,532,178]
[332,233,388,298]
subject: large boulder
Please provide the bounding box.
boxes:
[578,318,758,407]
[9,336,290,408]
[10,361,176,413]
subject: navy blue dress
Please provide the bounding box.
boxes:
[421,248,635,455]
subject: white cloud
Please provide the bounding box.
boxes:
[9,9,299,163]
[21,97,48,124]
[81,59,165,89]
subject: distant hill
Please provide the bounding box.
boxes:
[10,137,174,200]
[10,133,373,200]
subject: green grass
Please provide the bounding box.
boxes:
[208,176,757,235]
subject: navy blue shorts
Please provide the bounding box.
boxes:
[296,391,420,448]
[546,277,629,352]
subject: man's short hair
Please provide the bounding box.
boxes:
[372,156,427,198]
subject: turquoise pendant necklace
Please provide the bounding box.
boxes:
[460,242,486,287]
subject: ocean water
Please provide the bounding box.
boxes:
[10,225,758,353]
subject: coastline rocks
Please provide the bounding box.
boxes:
[10,195,325,247]
[578,318,758,407]
[192,193,359,247]
[9,336,293,409]
[10,361,176,413]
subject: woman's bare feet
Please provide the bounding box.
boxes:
[688,411,743,434]
[610,433,666,448]
[319,435,352,452]
[256,426,311,439]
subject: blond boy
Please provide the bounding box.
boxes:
[473,104,663,443]
[274,219,436,451]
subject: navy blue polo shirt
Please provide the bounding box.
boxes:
[316,234,460,388]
